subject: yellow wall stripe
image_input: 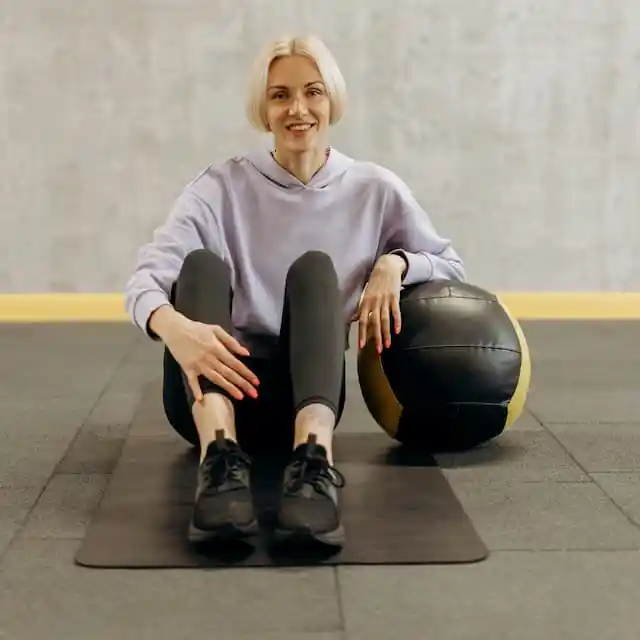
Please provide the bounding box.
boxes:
[0,294,129,322]
[0,292,639,322]
[499,293,640,320]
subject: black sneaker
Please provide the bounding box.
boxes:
[273,434,346,547]
[189,430,258,541]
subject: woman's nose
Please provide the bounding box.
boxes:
[288,96,308,116]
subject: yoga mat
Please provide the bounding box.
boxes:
[76,383,488,567]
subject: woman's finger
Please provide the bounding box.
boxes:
[372,312,384,354]
[212,325,251,357]
[209,358,258,399]
[212,343,260,387]
[202,366,244,400]
[391,294,402,335]
[380,297,393,348]
[367,301,384,353]
[185,371,204,404]
[358,303,372,349]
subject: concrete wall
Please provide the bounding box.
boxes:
[1,0,638,294]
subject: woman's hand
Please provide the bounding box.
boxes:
[163,316,260,403]
[354,254,406,353]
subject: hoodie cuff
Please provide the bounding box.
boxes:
[391,250,434,286]
[132,290,172,340]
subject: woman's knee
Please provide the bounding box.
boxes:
[179,248,229,281]
[173,249,233,321]
[287,250,338,289]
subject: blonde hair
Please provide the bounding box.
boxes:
[246,35,347,132]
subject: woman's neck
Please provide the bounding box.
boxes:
[272,147,329,184]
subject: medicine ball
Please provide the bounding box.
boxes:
[357,279,531,452]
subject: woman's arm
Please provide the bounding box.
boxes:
[124,190,225,339]
[379,170,466,285]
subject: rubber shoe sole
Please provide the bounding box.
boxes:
[271,522,345,548]
[188,516,259,543]
[188,492,259,543]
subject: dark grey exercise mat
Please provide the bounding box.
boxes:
[75,384,488,568]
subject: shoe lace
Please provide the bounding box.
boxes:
[201,448,251,486]
[288,455,346,493]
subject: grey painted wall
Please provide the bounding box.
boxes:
[1,0,638,294]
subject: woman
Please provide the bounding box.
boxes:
[124,34,465,548]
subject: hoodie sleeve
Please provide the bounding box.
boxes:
[124,190,225,339]
[379,170,466,285]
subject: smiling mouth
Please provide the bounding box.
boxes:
[287,123,315,131]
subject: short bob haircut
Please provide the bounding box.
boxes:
[246,34,348,133]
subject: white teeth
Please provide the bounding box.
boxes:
[289,124,312,131]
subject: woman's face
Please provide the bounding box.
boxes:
[265,55,331,155]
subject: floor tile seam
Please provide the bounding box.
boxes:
[49,332,140,479]
[332,567,347,635]
[336,546,640,557]
[331,548,640,574]
[542,421,640,426]
[587,474,640,532]
[589,471,640,476]
[528,408,640,428]
[520,411,640,533]
[485,545,640,552]
[0,336,139,565]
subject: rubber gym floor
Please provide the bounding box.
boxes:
[1,319,639,640]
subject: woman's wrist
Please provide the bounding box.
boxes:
[378,252,407,279]
[148,304,186,341]
[385,251,409,279]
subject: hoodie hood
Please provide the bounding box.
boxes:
[241,146,354,190]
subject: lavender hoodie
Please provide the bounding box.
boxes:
[124,147,465,355]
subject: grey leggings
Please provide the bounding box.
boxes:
[161,249,347,452]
